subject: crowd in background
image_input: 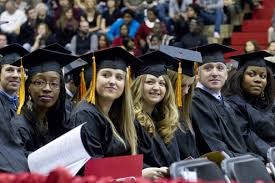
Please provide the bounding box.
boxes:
[0,0,266,56]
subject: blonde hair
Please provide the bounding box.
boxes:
[35,2,48,13]
[167,69,195,133]
[131,75,179,144]
[84,70,137,154]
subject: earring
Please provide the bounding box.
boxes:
[261,91,265,99]
[26,95,33,111]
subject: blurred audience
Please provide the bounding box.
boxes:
[173,18,207,48]
[107,8,139,42]
[0,0,27,43]
[243,40,261,53]
[70,20,98,55]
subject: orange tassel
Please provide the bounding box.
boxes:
[194,63,199,76]
[79,67,87,99]
[87,54,96,104]
[176,62,182,108]
[17,58,25,114]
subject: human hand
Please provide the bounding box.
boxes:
[142,167,168,180]
[224,0,234,6]
[36,34,42,41]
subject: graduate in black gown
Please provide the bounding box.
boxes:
[160,45,201,159]
[223,51,275,159]
[68,47,142,159]
[131,51,181,179]
[0,44,29,172]
[42,43,75,115]
[0,44,29,132]
[12,49,77,153]
[63,58,88,113]
[191,43,261,158]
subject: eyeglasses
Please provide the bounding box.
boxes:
[31,79,60,90]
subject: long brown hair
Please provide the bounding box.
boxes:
[167,69,194,132]
[56,7,79,31]
[131,75,179,144]
[84,70,137,154]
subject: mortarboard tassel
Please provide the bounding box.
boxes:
[17,58,25,114]
[127,66,132,86]
[194,63,199,76]
[176,62,182,108]
[87,54,96,104]
[79,67,87,99]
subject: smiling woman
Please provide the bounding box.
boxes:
[67,47,142,174]
[131,51,180,180]
[11,49,77,153]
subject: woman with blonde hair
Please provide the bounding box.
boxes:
[131,51,180,179]
[165,52,202,159]
[68,47,139,158]
[161,45,202,159]
[82,0,103,33]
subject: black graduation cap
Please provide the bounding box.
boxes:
[80,47,140,71]
[191,43,236,64]
[0,44,29,66]
[43,43,71,54]
[159,45,202,76]
[63,58,88,86]
[265,56,275,76]
[135,50,178,77]
[230,51,273,69]
[64,58,88,76]
[22,49,77,76]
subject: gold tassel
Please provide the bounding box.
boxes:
[176,62,182,108]
[87,54,96,104]
[194,63,199,76]
[127,66,132,86]
[17,58,25,114]
[79,67,87,99]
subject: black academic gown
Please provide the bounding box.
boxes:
[135,116,181,168]
[68,101,132,157]
[65,92,74,114]
[175,124,200,159]
[226,95,274,158]
[147,131,180,167]
[192,88,254,157]
[0,94,29,172]
[12,107,71,153]
[69,101,182,167]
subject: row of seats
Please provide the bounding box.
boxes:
[169,147,275,182]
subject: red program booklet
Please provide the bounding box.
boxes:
[84,154,143,179]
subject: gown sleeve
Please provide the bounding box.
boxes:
[12,116,33,154]
[226,96,271,159]
[70,109,105,158]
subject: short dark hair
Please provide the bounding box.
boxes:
[121,8,135,18]
[147,6,158,18]
[188,3,201,15]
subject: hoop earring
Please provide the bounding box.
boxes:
[26,95,33,111]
